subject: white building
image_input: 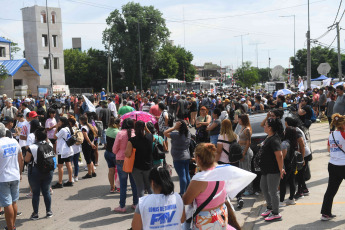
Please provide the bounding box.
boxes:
[21,5,65,86]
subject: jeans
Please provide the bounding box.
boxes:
[321,163,345,215]
[116,163,138,208]
[100,130,106,145]
[173,159,190,195]
[260,173,280,215]
[104,150,116,168]
[209,135,219,145]
[28,167,53,214]
[70,153,80,177]
[132,167,153,198]
[0,180,19,207]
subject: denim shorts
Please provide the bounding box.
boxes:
[0,180,20,207]
[104,150,116,168]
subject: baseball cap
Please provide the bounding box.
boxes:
[2,116,14,124]
[24,98,31,103]
[102,88,105,91]
[241,98,246,102]
[29,111,38,118]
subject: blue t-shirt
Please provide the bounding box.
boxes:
[101,91,106,100]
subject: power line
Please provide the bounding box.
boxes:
[333,0,343,25]
[338,9,345,23]
[328,35,337,49]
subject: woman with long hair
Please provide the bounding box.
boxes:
[87,112,99,166]
[259,118,285,222]
[131,166,185,230]
[238,114,254,197]
[233,102,245,126]
[164,120,191,195]
[279,127,298,206]
[146,122,168,166]
[79,115,97,179]
[320,113,345,221]
[195,106,211,143]
[216,119,238,164]
[52,117,74,189]
[113,118,138,213]
[206,108,222,145]
[68,117,82,182]
[104,117,121,193]
[125,121,154,198]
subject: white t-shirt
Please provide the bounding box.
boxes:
[108,101,117,117]
[55,127,73,158]
[0,137,21,182]
[328,130,345,166]
[19,121,30,147]
[71,127,82,154]
[15,120,26,140]
[138,192,183,230]
[26,133,35,146]
[23,108,31,118]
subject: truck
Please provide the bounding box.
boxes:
[264,81,286,92]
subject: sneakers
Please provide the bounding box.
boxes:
[261,209,272,217]
[237,199,244,209]
[114,206,126,213]
[63,181,73,187]
[302,189,310,196]
[110,188,116,193]
[16,212,22,217]
[30,212,39,220]
[74,176,79,182]
[82,174,92,179]
[265,213,282,221]
[131,204,137,210]
[285,199,296,205]
[321,214,336,221]
[294,193,304,200]
[46,211,53,218]
[52,183,63,189]
[92,172,97,177]
[26,192,33,198]
[0,210,4,216]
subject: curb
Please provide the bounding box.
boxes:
[242,194,266,230]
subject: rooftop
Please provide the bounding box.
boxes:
[0,37,12,44]
[0,59,40,76]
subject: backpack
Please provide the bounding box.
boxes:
[95,120,103,137]
[36,142,55,173]
[168,113,174,127]
[218,138,243,162]
[74,129,84,145]
[152,136,167,160]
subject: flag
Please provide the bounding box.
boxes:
[298,81,304,91]
[82,95,96,113]
[323,78,331,86]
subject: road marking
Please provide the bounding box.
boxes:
[295,202,345,206]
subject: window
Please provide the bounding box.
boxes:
[42,34,48,47]
[41,10,47,23]
[43,57,49,69]
[51,11,56,24]
[14,80,22,87]
[52,35,57,47]
[54,57,59,69]
[0,47,5,57]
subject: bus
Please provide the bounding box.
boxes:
[150,79,187,96]
[187,80,216,93]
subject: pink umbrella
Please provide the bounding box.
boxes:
[120,111,158,125]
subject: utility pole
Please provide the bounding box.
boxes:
[46,0,53,95]
[138,21,143,91]
[306,0,311,88]
[250,42,265,68]
[234,34,249,82]
[107,36,111,94]
[336,22,342,81]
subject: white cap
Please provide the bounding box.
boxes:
[241,98,246,102]
[24,98,31,102]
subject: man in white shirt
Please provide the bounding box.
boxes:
[107,98,117,118]
[1,99,18,119]
[0,123,23,230]
[21,103,31,118]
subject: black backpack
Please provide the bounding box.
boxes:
[168,113,174,127]
[36,142,55,174]
[218,139,243,162]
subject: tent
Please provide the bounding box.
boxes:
[311,75,328,81]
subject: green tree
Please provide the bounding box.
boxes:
[290,46,344,78]
[234,62,259,88]
[64,49,90,87]
[257,67,270,84]
[4,38,21,59]
[0,64,8,80]
[103,2,170,90]
[155,46,178,79]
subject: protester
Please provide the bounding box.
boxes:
[216,119,238,164]
[68,117,82,182]
[146,122,167,166]
[206,108,221,145]
[333,85,345,115]
[195,106,211,143]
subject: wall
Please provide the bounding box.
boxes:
[0,42,10,61]
[22,5,65,86]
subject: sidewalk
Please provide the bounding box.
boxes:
[242,122,345,230]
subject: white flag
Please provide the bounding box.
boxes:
[82,95,96,113]
[323,78,331,86]
[298,81,304,91]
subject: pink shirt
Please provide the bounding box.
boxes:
[149,105,161,117]
[45,118,57,139]
[113,129,135,160]
[195,176,226,209]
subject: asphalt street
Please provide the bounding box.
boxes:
[0,122,343,230]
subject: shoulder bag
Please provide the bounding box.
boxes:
[123,148,136,173]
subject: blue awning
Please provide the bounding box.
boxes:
[0,37,11,43]
[311,75,328,81]
[0,59,40,76]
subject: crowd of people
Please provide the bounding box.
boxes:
[0,83,345,230]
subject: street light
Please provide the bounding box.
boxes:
[234,33,249,83]
[280,15,296,86]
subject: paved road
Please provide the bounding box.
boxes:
[1,122,343,230]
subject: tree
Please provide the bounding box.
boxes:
[234,61,259,88]
[103,2,170,90]
[153,43,196,81]
[4,38,21,59]
[0,64,8,80]
[64,49,90,87]
[290,46,344,78]
[257,67,270,84]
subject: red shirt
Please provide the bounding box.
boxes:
[149,104,161,118]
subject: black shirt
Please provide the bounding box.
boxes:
[300,105,312,123]
[260,133,282,174]
[130,133,153,171]
[190,101,197,112]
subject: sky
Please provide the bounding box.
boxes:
[0,0,342,70]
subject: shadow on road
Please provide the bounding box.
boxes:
[66,185,120,200]
[311,138,328,144]
[307,177,329,189]
[288,219,345,230]
[312,149,328,154]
